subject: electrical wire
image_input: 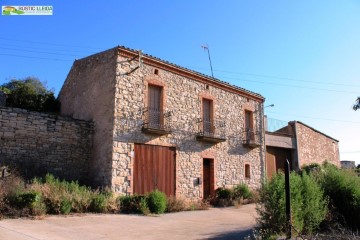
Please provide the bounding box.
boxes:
[0,53,73,62]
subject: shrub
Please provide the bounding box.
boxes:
[90,194,107,213]
[257,172,328,237]
[188,200,211,211]
[233,184,252,200]
[212,187,233,207]
[215,187,232,200]
[147,190,167,214]
[30,174,93,214]
[118,195,148,214]
[318,163,360,230]
[166,196,187,212]
[60,199,72,214]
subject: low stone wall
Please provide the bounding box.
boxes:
[0,107,93,182]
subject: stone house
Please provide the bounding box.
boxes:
[58,46,266,199]
[265,119,340,178]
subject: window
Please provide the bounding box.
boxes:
[202,99,214,136]
[245,164,250,179]
[148,85,163,129]
[245,110,254,140]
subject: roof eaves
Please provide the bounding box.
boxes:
[116,46,264,101]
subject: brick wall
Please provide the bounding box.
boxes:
[295,122,340,167]
[0,107,93,182]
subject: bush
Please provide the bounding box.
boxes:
[90,194,107,213]
[147,190,167,214]
[318,163,360,230]
[215,187,232,200]
[233,184,252,200]
[257,172,328,237]
[60,199,72,214]
[166,196,187,212]
[31,174,93,214]
[118,195,148,214]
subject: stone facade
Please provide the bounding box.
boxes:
[59,46,265,199]
[295,121,340,167]
[0,107,93,181]
[59,49,117,187]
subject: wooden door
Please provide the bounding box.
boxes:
[203,159,214,199]
[245,110,254,140]
[134,144,175,197]
[148,85,162,127]
[203,99,212,135]
[266,150,276,179]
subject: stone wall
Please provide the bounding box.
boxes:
[112,51,265,199]
[295,121,340,167]
[58,48,117,187]
[0,107,93,181]
[58,47,266,199]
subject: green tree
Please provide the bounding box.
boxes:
[0,77,59,112]
[353,97,360,111]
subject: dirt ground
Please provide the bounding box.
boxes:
[0,204,257,240]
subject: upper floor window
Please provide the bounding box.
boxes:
[202,99,214,136]
[245,110,254,141]
[245,110,253,131]
[147,84,163,129]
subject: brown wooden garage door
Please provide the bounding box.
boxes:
[133,144,176,197]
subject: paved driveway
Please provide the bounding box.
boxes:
[0,204,257,240]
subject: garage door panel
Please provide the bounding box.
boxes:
[134,144,175,197]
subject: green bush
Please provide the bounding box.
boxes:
[90,194,107,213]
[232,184,252,200]
[147,190,167,214]
[257,172,328,237]
[318,163,360,230]
[118,195,148,214]
[31,174,93,214]
[215,187,232,200]
[60,199,72,214]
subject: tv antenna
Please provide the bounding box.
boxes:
[201,44,214,78]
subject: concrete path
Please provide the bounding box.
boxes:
[0,204,257,240]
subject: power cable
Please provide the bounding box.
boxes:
[0,53,73,62]
[266,111,360,124]
[0,37,103,50]
[0,47,81,57]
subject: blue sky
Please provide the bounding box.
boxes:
[1,1,359,165]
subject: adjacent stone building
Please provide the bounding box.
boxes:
[59,46,266,199]
[265,119,340,178]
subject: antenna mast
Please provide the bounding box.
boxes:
[201,44,214,78]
